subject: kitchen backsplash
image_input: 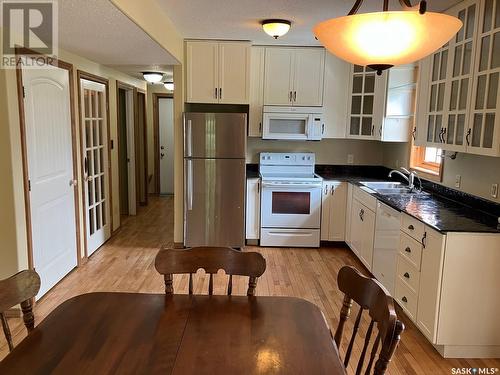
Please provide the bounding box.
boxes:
[383,142,500,203]
[246,138,385,165]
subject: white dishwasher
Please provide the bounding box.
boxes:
[372,201,400,295]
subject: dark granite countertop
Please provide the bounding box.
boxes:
[246,163,500,233]
[316,165,500,234]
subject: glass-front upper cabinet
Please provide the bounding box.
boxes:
[468,0,500,155]
[417,0,500,156]
[347,65,386,139]
[444,1,479,151]
[425,44,450,147]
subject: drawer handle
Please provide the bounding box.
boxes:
[405,247,411,253]
[402,296,408,303]
[403,272,410,279]
[408,224,414,230]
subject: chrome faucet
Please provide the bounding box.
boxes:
[388,167,422,192]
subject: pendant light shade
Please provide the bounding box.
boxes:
[314,9,462,73]
[262,19,291,39]
[142,72,164,83]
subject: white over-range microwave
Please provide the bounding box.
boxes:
[262,106,324,141]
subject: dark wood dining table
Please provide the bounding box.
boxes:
[0,292,346,374]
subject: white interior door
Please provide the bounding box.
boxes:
[159,98,174,195]
[22,66,78,298]
[80,79,111,256]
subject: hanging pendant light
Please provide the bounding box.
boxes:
[262,19,292,39]
[313,0,462,74]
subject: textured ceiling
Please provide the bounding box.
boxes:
[158,0,461,45]
[57,0,178,71]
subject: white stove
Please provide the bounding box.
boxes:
[259,153,322,248]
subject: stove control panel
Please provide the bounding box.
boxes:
[260,152,315,166]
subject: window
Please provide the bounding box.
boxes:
[410,145,443,179]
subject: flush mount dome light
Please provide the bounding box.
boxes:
[142,72,164,83]
[313,0,462,75]
[164,81,174,91]
[262,19,291,39]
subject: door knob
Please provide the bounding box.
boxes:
[69,179,77,187]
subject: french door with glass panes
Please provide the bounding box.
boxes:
[468,0,500,156]
[347,65,386,139]
[80,79,111,256]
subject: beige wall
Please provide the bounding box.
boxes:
[247,138,385,165]
[383,142,500,203]
[0,43,146,278]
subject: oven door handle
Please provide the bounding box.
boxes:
[261,182,322,189]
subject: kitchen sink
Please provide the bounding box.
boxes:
[360,181,429,196]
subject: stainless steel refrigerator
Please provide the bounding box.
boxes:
[183,112,246,248]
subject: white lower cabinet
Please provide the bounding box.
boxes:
[395,215,500,358]
[245,178,260,240]
[349,192,375,271]
[320,181,347,241]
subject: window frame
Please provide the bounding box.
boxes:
[409,144,444,182]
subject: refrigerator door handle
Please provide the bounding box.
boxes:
[187,159,193,211]
[186,119,193,157]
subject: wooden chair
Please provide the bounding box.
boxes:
[154,247,266,296]
[0,270,41,351]
[334,266,404,375]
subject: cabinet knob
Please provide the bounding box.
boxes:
[405,247,411,253]
[408,224,414,230]
[402,296,408,303]
[403,272,410,279]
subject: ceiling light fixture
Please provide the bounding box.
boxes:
[262,19,291,39]
[313,0,462,75]
[142,72,164,83]
[164,82,174,91]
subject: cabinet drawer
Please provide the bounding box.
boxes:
[395,277,418,321]
[401,213,425,242]
[396,254,420,294]
[353,186,377,211]
[399,232,422,270]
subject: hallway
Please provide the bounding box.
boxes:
[1,196,499,374]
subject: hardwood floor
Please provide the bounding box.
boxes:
[1,195,499,374]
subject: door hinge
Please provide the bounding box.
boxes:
[22,86,26,98]
[28,179,31,191]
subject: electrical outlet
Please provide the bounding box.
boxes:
[347,154,354,164]
[455,175,461,188]
[491,184,498,198]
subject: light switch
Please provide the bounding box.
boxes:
[455,175,461,188]
[491,184,498,198]
[347,154,354,164]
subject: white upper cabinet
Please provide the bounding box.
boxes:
[264,47,325,106]
[264,48,294,105]
[248,47,265,137]
[186,40,250,104]
[322,53,350,138]
[347,65,387,139]
[468,0,500,156]
[293,48,325,106]
[415,0,500,156]
[186,41,219,104]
